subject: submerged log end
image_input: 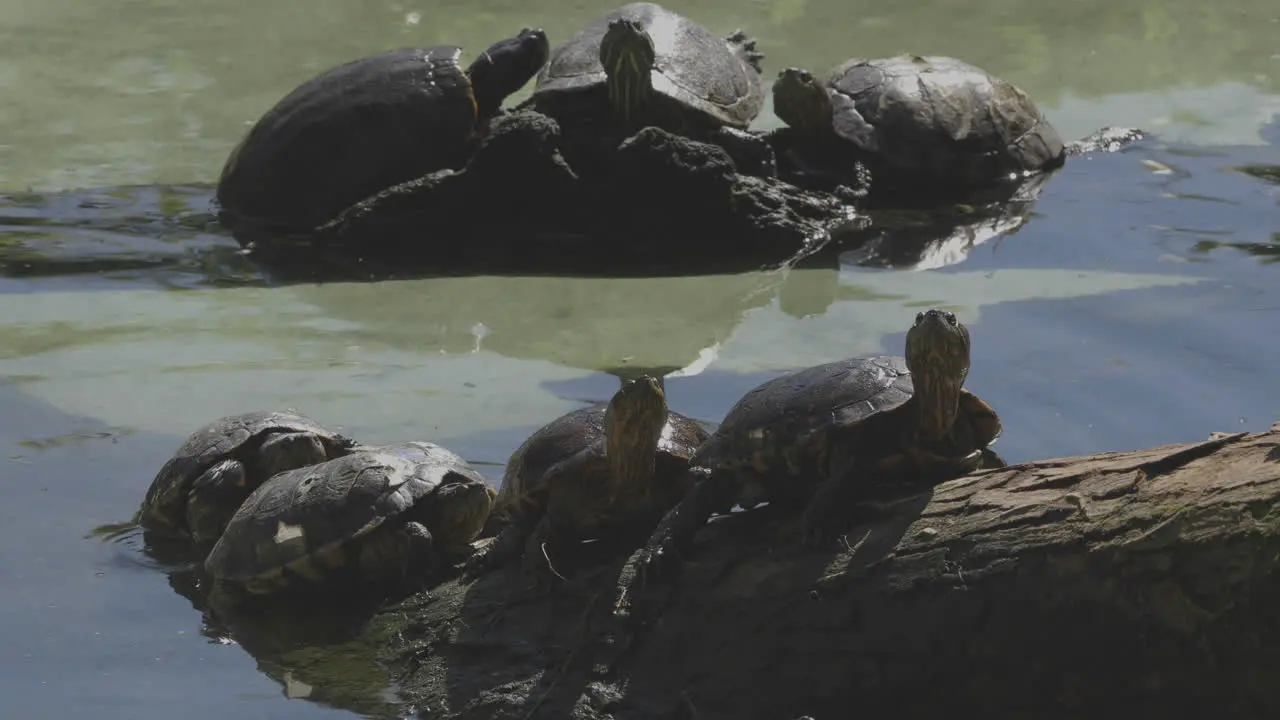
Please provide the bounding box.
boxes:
[381,428,1280,720]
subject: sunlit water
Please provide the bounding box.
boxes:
[2,0,1279,717]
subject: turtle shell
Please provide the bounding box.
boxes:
[204,441,489,586]
[691,357,915,481]
[492,402,709,523]
[216,46,480,234]
[137,410,356,540]
[533,2,764,129]
[824,55,1066,186]
[692,355,1001,493]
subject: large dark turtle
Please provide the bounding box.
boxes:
[531,3,767,150]
[772,55,1067,202]
[136,410,359,545]
[204,441,495,595]
[467,375,709,582]
[216,28,550,236]
[636,309,1003,583]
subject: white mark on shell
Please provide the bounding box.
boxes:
[274,521,305,545]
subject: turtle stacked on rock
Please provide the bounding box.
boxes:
[529,2,775,175]
[217,28,550,239]
[468,375,709,584]
[635,309,1004,584]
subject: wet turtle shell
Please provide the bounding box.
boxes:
[775,55,1065,195]
[532,2,765,132]
[204,441,494,594]
[136,410,358,544]
[216,29,549,235]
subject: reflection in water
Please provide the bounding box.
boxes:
[178,572,406,719]
[90,520,409,718]
[834,171,1057,271]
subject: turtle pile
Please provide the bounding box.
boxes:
[211,2,1141,274]
[134,308,1003,616]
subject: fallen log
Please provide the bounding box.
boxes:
[344,426,1280,719]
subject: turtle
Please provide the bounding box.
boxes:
[467,375,709,583]
[635,309,1003,583]
[204,441,495,595]
[216,28,550,237]
[529,3,772,171]
[771,55,1068,203]
[136,410,359,545]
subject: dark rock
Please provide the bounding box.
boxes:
[240,110,857,278]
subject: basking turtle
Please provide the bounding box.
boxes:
[137,410,359,544]
[531,3,768,156]
[772,55,1067,201]
[467,375,709,582]
[636,309,1003,582]
[205,441,495,595]
[216,28,550,236]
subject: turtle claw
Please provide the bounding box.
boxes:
[723,30,765,73]
[462,546,491,579]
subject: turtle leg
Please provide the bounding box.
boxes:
[978,447,1007,470]
[634,467,739,589]
[186,458,251,544]
[711,126,777,178]
[400,521,438,586]
[723,29,764,73]
[463,516,535,578]
[800,452,862,550]
[254,431,330,478]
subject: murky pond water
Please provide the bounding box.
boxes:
[2,0,1278,717]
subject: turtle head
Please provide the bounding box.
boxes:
[599,18,657,124]
[603,374,668,501]
[429,476,498,558]
[466,28,550,119]
[904,309,971,442]
[773,67,834,136]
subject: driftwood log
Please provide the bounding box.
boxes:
[261,426,1280,719]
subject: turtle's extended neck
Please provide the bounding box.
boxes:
[908,369,963,446]
[903,310,971,448]
[602,376,668,506]
[607,428,659,505]
[600,18,657,125]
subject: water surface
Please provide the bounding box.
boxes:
[2,0,1279,717]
